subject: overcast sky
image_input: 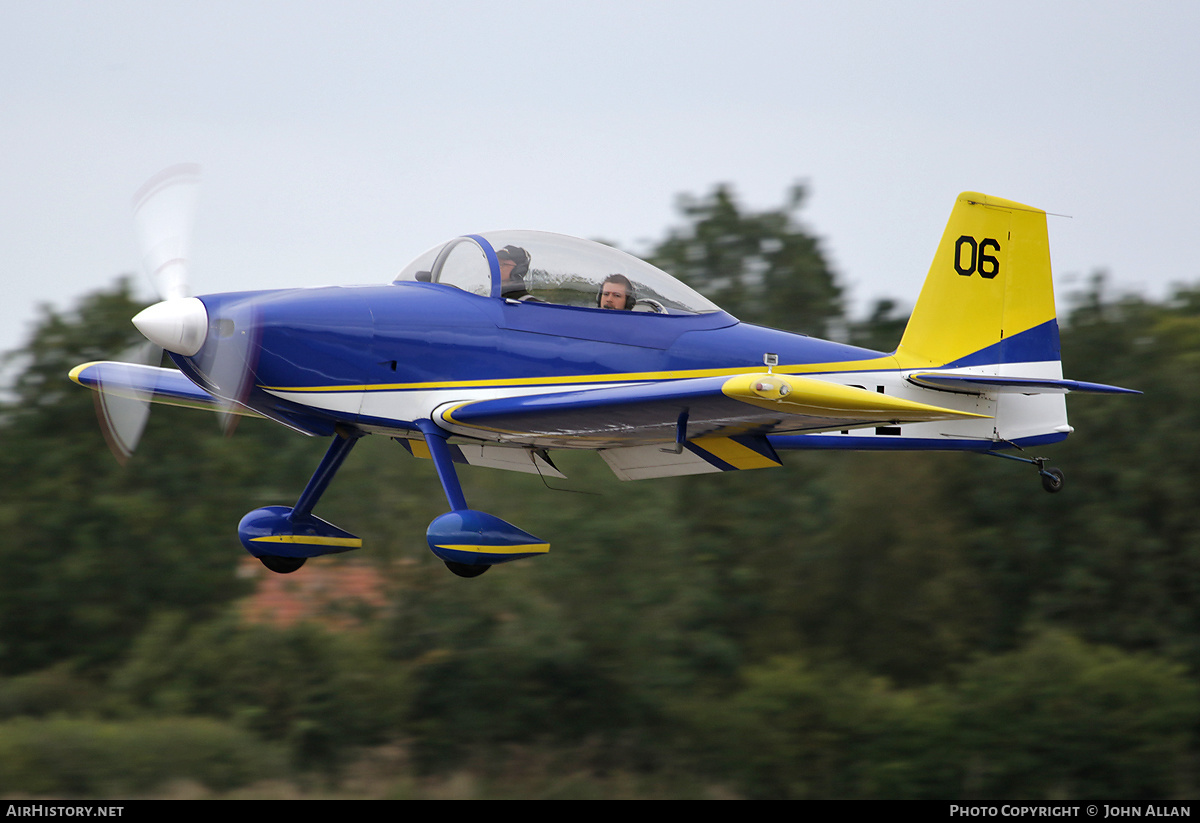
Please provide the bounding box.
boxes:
[3,1,1197,364]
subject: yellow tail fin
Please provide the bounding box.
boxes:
[896,192,1060,369]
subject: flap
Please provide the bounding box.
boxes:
[601,435,782,480]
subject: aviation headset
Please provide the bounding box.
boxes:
[495,245,531,280]
[597,274,636,310]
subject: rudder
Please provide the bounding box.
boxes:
[896,192,1060,370]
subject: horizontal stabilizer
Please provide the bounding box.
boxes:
[907,372,1140,395]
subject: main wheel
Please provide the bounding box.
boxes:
[444,560,489,578]
[259,555,307,574]
[1041,467,1065,494]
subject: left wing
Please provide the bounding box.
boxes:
[435,372,988,449]
[69,361,260,416]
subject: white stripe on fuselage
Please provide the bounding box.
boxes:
[264,381,629,433]
[797,360,1068,444]
[261,360,1068,445]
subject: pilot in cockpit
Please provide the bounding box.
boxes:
[598,274,635,310]
[497,245,534,300]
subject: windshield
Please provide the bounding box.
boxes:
[395,230,720,315]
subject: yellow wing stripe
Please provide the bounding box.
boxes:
[405,438,433,459]
[689,436,781,470]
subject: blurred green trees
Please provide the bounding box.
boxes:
[651,183,841,335]
[0,186,1195,798]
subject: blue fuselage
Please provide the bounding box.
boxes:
[174,282,888,438]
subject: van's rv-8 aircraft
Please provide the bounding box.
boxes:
[70,167,1137,577]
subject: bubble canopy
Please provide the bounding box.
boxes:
[394,230,720,315]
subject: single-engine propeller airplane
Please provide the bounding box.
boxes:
[70,167,1138,577]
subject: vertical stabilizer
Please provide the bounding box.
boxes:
[896,192,1060,370]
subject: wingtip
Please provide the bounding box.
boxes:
[68,361,103,387]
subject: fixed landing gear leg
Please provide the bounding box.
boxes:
[239,426,365,572]
[415,420,549,577]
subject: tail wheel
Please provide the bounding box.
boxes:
[1041,467,1065,494]
[259,555,307,574]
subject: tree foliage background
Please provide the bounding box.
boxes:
[0,184,1197,798]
